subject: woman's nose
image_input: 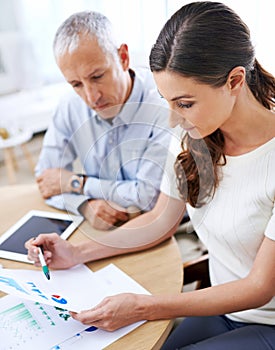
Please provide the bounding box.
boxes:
[169,109,183,128]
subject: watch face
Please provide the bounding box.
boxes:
[71,179,81,189]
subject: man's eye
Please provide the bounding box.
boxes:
[72,83,81,88]
[93,73,104,80]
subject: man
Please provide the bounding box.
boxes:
[36,11,170,230]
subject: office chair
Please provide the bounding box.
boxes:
[183,253,210,290]
[175,211,210,290]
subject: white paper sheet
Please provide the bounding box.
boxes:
[0,264,107,312]
[51,264,150,350]
[0,295,87,350]
[0,264,151,350]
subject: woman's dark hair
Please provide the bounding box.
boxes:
[150,1,275,207]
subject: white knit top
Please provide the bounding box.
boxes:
[161,134,275,324]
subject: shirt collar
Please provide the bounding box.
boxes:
[115,69,142,124]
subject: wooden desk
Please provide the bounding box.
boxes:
[0,184,183,350]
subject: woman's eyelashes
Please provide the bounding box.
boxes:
[176,101,193,109]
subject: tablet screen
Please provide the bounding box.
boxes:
[0,210,83,263]
[0,216,72,254]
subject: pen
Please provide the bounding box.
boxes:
[38,246,50,280]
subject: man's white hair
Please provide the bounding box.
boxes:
[53,11,119,60]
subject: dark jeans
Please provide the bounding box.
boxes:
[161,315,275,350]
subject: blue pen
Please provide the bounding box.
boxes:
[38,246,50,280]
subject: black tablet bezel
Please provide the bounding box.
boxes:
[0,210,83,263]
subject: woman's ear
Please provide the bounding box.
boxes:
[227,66,246,95]
[118,44,130,70]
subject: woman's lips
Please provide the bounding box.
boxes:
[180,124,195,131]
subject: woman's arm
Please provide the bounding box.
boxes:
[68,191,186,262]
[25,192,186,267]
[71,236,275,331]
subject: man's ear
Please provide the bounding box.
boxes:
[227,66,246,95]
[118,44,129,70]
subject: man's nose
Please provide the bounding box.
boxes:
[84,84,101,106]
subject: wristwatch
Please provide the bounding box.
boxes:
[68,174,85,194]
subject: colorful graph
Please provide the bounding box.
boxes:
[0,301,44,349]
[50,326,98,349]
[0,299,74,349]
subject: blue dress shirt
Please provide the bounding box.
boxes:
[35,67,171,214]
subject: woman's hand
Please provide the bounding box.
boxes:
[70,293,152,331]
[25,233,79,269]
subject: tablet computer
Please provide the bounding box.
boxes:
[0,210,83,263]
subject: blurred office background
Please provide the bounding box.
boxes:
[0,0,274,94]
[0,0,274,185]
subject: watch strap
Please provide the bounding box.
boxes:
[69,174,84,194]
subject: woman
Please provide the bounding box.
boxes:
[147,2,275,348]
[26,2,275,349]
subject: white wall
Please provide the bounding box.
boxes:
[0,0,274,95]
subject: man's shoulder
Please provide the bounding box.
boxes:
[55,90,91,119]
[134,66,156,90]
[51,89,93,128]
[133,66,168,107]
[57,90,85,108]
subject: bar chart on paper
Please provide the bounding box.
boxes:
[0,301,45,347]
[0,295,86,350]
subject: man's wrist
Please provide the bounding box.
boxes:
[68,173,86,194]
[76,173,87,187]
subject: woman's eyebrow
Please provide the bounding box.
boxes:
[171,94,194,101]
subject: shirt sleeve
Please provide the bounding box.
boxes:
[35,103,77,176]
[264,152,275,241]
[265,205,275,241]
[83,124,172,211]
[160,127,183,200]
[35,100,78,212]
